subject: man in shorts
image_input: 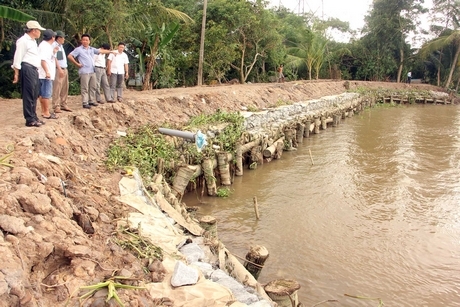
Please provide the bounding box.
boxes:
[38,29,59,119]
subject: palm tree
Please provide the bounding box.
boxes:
[420,30,460,89]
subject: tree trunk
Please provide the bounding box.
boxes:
[437,51,442,86]
[397,48,404,83]
[197,0,207,86]
[142,35,160,91]
[444,42,460,89]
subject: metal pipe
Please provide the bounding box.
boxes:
[158,128,195,141]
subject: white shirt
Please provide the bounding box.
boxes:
[108,52,129,74]
[12,33,40,69]
[38,40,56,80]
[94,53,107,68]
[52,41,67,69]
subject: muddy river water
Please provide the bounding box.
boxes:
[183,104,460,306]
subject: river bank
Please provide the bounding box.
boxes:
[0,80,450,306]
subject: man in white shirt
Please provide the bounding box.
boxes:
[107,42,129,102]
[52,30,72,112]
[38,29,59,120]
[12,20,46,127]
[94,43,113,103]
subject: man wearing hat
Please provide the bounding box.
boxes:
[52,30,72,112]
[12,20,46,127]
[38,29,59,120]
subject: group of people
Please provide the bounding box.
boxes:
[12,20,130,127]
[67,37,129,109]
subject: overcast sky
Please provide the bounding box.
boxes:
[269,0,373,30]
[268,0,433,45]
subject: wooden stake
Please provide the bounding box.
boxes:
[309,148,314,165]
[253,196,260,220]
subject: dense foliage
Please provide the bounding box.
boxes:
[0,0,459,97]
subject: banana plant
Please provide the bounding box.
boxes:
[0,5,34,22]
[140,22,180,91]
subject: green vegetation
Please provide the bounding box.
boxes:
[216,187,231,198]
[105,125,179,180]
[106,111,244,183]
[185,109,245,153]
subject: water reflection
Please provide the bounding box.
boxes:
[183,104,460,306]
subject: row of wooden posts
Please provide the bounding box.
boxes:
[170,98,367,200]
[198,214,301,307]
[172,93,457,200]
[383,94,455,104]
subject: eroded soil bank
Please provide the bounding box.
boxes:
[0,80,449,306]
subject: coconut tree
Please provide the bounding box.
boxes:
[287,29,326,80]
[420,0,460,88]
[420,30,460,88]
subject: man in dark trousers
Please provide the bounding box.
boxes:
[12,20,46,127]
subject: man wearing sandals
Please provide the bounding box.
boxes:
[38,29,59,120]
[12,20,46,127]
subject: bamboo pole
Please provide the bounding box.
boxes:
[309,149,314,165]
[253,196,260,220]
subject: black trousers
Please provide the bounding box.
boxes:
[20,62,40,123]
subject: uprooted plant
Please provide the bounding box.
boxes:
[76,275,146,307]
[113,225,164,262]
